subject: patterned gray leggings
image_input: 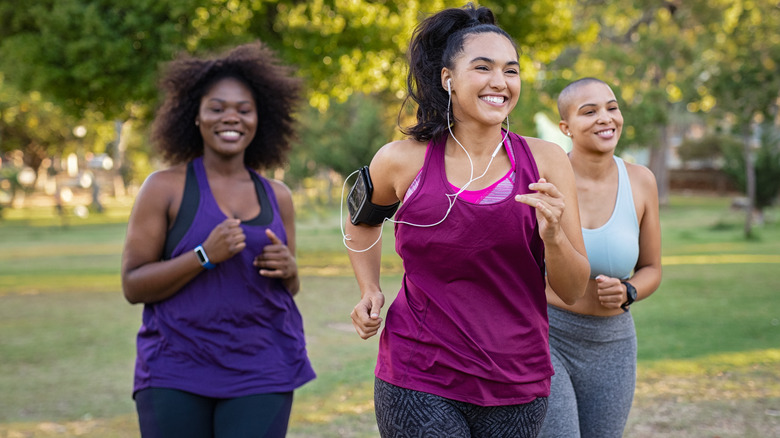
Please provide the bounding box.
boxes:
[374,378,548,438]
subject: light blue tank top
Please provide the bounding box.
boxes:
[582,156,639,280]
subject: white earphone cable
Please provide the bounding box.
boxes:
[341,80,509,252]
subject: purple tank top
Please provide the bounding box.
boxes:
[376,132,551,406]
[133,157,315,398]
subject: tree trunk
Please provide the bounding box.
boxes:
[648,124,670,206]
[113,120,128,198]
[743,128,756,238]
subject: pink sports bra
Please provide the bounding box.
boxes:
[405,137,517,204]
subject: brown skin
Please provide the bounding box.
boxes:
[347,33,589,339]
[121,77,299,304]
[547,81,662,316]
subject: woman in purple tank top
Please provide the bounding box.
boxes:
[121,43,315,437]
[345,4,590,438]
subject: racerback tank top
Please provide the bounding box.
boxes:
[376,131,551,406]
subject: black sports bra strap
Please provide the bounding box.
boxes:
[162,162,200,260]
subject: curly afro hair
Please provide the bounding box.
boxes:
[150,41,301,170]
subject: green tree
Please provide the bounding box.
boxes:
[0,74,116,172]
[292,94,394,183]
[0,0,590,190]
[540,0,706,205]
[0,0,198,120]
[692,0,780,236]
[720,126,780,223]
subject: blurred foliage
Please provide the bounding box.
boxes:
[0,0,196,120]
[0,74,117,171]
[694,0,780,127]
[0,0,779,196]
[290,93,395,183]
[720,125,780,211]
[0,0,585,119]
[677,133,742,164]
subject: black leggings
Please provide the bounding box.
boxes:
[374,378,548,438]
[135,388,293,438]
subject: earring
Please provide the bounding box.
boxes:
[195,120,200,126]
[567,132,572,137]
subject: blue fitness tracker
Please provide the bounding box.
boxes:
[194,245,216,270]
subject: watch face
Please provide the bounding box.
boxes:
[196,248,207,264]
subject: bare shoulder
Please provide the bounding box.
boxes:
[136,164,187,202]
[370,138,428,203]
[125,165,187,247]
[372,138,427,170]
[624,161,658,193]
[268,178,292,199]
[524,136,570,178]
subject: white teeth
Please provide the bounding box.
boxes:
[596,129,614,138]
[218,131,241,139]
[481,96,504,104]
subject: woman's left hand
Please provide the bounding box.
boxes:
[515,178,565,242]
[254,228,297,279]
[595,275,626,309]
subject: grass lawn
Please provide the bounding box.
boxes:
[0,194,778,437]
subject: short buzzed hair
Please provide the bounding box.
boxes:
[557,77,609,121]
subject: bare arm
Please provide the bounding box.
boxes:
[347,140,423,339]
[519,140,589,304]
[121,170,246,304]
[627,164,662,301]
[593,164,662,309]
[254,180,300,295]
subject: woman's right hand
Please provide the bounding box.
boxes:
[351,290,385,339]
[200,218,247,264]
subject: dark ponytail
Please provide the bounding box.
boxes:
[401,3,516,142]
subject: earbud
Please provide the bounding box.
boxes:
[447,78,452,94]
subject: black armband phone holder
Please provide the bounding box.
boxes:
[347,166,400,226]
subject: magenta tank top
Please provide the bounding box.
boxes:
[375,132,551,406]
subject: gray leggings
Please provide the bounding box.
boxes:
[538,305,636,438]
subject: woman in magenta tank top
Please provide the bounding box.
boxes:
[121,43,314,437]
[345,4,590,437]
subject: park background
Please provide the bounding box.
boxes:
[0,0,779,437]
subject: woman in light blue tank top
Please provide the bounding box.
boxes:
[538,78,663,438]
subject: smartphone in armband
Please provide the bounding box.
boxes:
[347,166,400,226]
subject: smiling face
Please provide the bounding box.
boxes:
[560,81,623,154]
[196,76,258,158]
[443,32,521,128]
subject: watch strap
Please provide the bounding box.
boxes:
[621,281,637,311]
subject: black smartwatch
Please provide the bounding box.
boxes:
[621,281,637,311]
[194,245,216,270]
